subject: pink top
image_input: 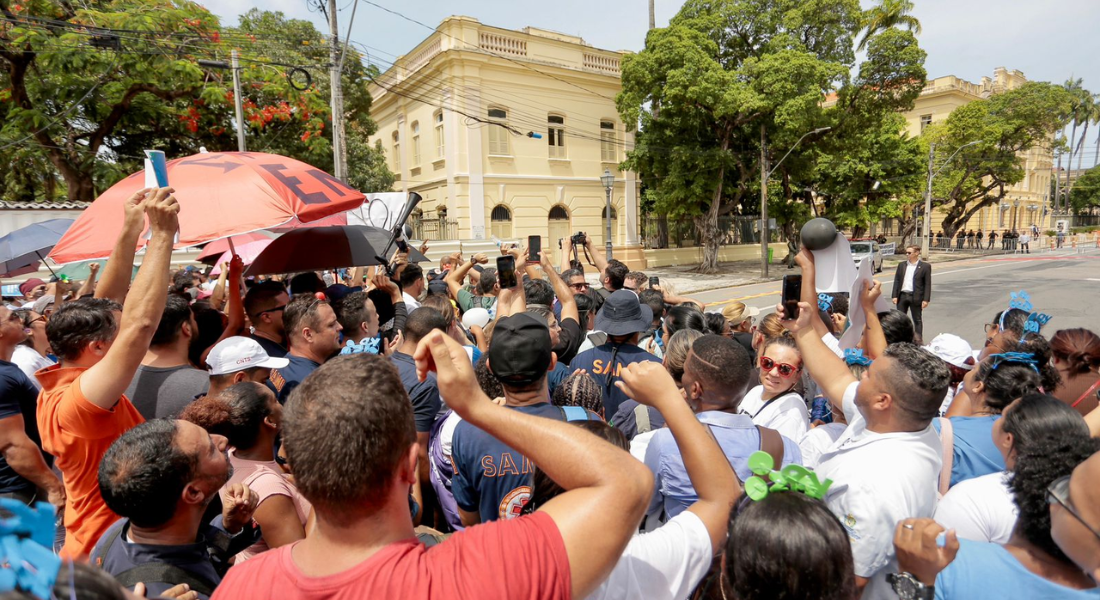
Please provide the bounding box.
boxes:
[222,449,311,562]
[212,511,571,600]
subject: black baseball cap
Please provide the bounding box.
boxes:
[488,314,553,385]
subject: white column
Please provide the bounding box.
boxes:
[465,83,486,240]
[624,128,640,245]
[443,87,458,223]
[396,112,408,193]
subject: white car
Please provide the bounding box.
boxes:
[849,240,883,273]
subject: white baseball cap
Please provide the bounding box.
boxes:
[206,336,289,376]
[924,333,976,371]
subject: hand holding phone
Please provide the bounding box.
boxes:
[497,255,518,289]
[528,235,542,263]
[781,275,802,321]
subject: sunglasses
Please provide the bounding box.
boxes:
[257,304,287,316]
[1047,475,1100,542]
[759,356,800,378]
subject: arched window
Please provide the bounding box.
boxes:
[600,120,617,162]
[391,131,401,171]
[434,110,444,158]
[548,205,570,248]
[488,108,510,155]
[491,204,512,239]
[547,115,565,158]
[411,121,421,166]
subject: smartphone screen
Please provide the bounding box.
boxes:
[649,276,659,287]
[497,255,518,288]
[781,275,802,320]
[528,235,541,262]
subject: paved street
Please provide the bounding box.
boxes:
[690,248,1100,350]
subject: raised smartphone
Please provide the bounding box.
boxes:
[781,274,802,320]
[497,255,518,288]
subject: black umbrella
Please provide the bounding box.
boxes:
[244,225,428,277]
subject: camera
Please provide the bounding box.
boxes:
[571,232,587,246]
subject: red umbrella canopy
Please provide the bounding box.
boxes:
[49,152,365,264]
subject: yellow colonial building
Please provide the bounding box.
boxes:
[901,68,1054,237]
[367,16,642,257]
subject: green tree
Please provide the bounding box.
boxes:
[921,82,1073,237]
[1068,164,1100,213]
[0,2,390,202]
[858,0,922,51]
[618,0,927,271]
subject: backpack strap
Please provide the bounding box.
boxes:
[756,425,785,469]
[112,564,217,598]
[90,522,125,568]
[559,406,591,422]
[937,417,954,496]
[634,405,652,434]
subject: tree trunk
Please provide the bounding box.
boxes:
[657,214,668,248]
[1075,122,1089,174]
[694,184,723,273]
[898,217,916,247]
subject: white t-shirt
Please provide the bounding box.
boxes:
[739,385,809,442]
[798,422,847,470]
[934,471,1017,545]
[11,345,53,390]
[585,510,713,600]
[816,381,942,600]
[402,291,422,311]
[630,429,660,463]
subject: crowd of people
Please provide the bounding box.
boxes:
[1,186,1100,600]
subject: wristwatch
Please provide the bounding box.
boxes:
[887,572,934,600]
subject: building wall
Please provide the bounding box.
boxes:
[901,68,1054,237]
[366,16,638,248]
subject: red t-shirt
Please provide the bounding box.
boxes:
[212,511,571,600]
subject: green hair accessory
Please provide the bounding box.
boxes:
[744,451,833,501]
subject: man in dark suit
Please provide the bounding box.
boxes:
[892,244,932,338]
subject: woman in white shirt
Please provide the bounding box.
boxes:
[934,393,1090,543]
[739,335,809,441]
[12,309,54,389]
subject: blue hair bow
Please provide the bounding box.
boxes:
[843,349,872,366]
[1023,312,1051,334]
[988,352,1039,373]
[1008,290,1033,312]
[817,293,834,312]
[0,500,61,599]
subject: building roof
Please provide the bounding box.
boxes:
[0,201,90,210]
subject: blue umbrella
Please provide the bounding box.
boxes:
[0,219,74,277]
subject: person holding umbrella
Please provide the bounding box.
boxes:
[36,187,181,559]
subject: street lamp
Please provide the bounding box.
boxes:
[197,49,246,152]
[601,168,615,260]
[921,140,981,259]
[760,126,831,278]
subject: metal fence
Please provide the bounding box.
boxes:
[410,217,458,241]
[641,215,788,249]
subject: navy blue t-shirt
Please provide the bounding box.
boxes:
[249,333,287,358]
[267,354,320,405]
[390,352,444,433]
[451,402,598,522]
[0,360,49,494]
[570,343,661,417]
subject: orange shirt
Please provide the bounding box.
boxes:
[36,364,144,559]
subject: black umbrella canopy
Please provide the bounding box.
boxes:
[244,225,427,277]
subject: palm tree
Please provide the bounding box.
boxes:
[858,0,922,51]
[1076,94,1098,173]
[1063,78,1092,194]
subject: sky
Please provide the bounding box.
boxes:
[201,0,1099,148]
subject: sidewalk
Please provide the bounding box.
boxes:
[629,248,994,295]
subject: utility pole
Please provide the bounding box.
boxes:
[1054,149,1063,215]
[921,143,935,258]
[648,0,655,29]
[328,0,348,182]
[231,50,246,152]
[760,124,769,278]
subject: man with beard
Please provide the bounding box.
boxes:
[125,295,210,419]
[93,420,260,599]
[267,294,343,405]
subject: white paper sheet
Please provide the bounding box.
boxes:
[839,257,894,349]
[809,234,858,294]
